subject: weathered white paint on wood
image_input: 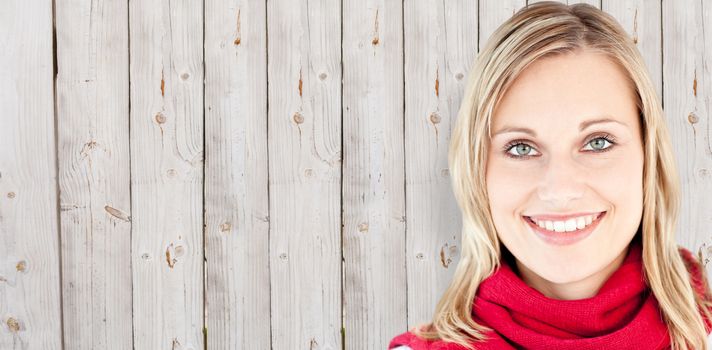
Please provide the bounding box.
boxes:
[54,1,133,350]
[0,1,63,349]
[663,0,712,267]
[342,1,406,348]
[2,1,712,349]
[267,0,342,349]
[204,0,271,349]
[604,0,662,100]
[479,0,526,50]
[529,0,601,7]
[403,0,477,327]
[661,0,712,343]
[128,0,204,349]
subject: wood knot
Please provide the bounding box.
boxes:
[104,205,131,222]
[688,112,699,124]
[440,243,457,268]
[6,317,21,333]
[293,112,304,124]
[430,113,441,124]
[165,243,182,268]
[358,222,369,232]
[16,260,26,272]
[155,112,166,124]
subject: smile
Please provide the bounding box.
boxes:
[522,211,606,246]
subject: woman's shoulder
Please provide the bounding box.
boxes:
[387,326,506,350]
[387,327,469,350]
[677,245,712,335]
[387,329,426,350]
[677,245,711,301]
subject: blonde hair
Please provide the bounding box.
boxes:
[413,2,712,349]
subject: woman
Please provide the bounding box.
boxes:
[388,2,712,349]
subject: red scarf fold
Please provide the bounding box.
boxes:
[389,241,711,350]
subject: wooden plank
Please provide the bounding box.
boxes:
[342,1,406,349]
[204,1,270,349]
[267,0,342,348]
[603,1,662,99]
[528,0,601,7]
[660,1,711,344]
[479,0,526,51]
[663,0,712,259]
[128,0,204,349]
[0,1,63,349]
[403,0,478,326]
[54,0,133,349]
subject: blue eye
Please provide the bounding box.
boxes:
[583,137,614,151]
[502,133,617,160]
[505,143,541,158]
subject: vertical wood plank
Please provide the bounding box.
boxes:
[204,0,270,349]
[267,0,342,348]
[0,1,63,349]
[403,0,477,326]
[129,0,204,349]
[661,1,712,344]
[663,0,712,260]
[603,1,662,99]
[528,0,601,7]
[342,1,406,349]
[55,1,133,349]
[479,0,526,51]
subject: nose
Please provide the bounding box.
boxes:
[537,154,586,208]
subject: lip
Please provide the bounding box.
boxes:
[525,211,605,221]
[523,211,606,246]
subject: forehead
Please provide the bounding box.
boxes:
[491,50,639,132]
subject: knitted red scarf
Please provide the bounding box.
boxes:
[388,240,712,350]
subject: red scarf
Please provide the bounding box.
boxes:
[388,240,712,349]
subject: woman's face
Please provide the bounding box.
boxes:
[485,50,644,299]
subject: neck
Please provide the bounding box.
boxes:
[514,245,631,300]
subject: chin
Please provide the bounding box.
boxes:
[526,254,598,285]
[539,266,590,285]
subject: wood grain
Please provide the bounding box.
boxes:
[55,0,132,349]
[0,1,62,349]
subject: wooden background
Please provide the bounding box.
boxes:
[1,0,710,349]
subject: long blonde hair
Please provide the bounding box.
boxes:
[413,2,712,349]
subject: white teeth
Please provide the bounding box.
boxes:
[565,219,577,232]
[553,221,566,232]
[576,217,586,229]
[529,212,603,233]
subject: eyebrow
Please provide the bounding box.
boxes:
[491,117,628,138]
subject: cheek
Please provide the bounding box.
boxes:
[485,158,533,221]
[584,150,645,207]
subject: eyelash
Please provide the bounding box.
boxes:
[502,133,617,160]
